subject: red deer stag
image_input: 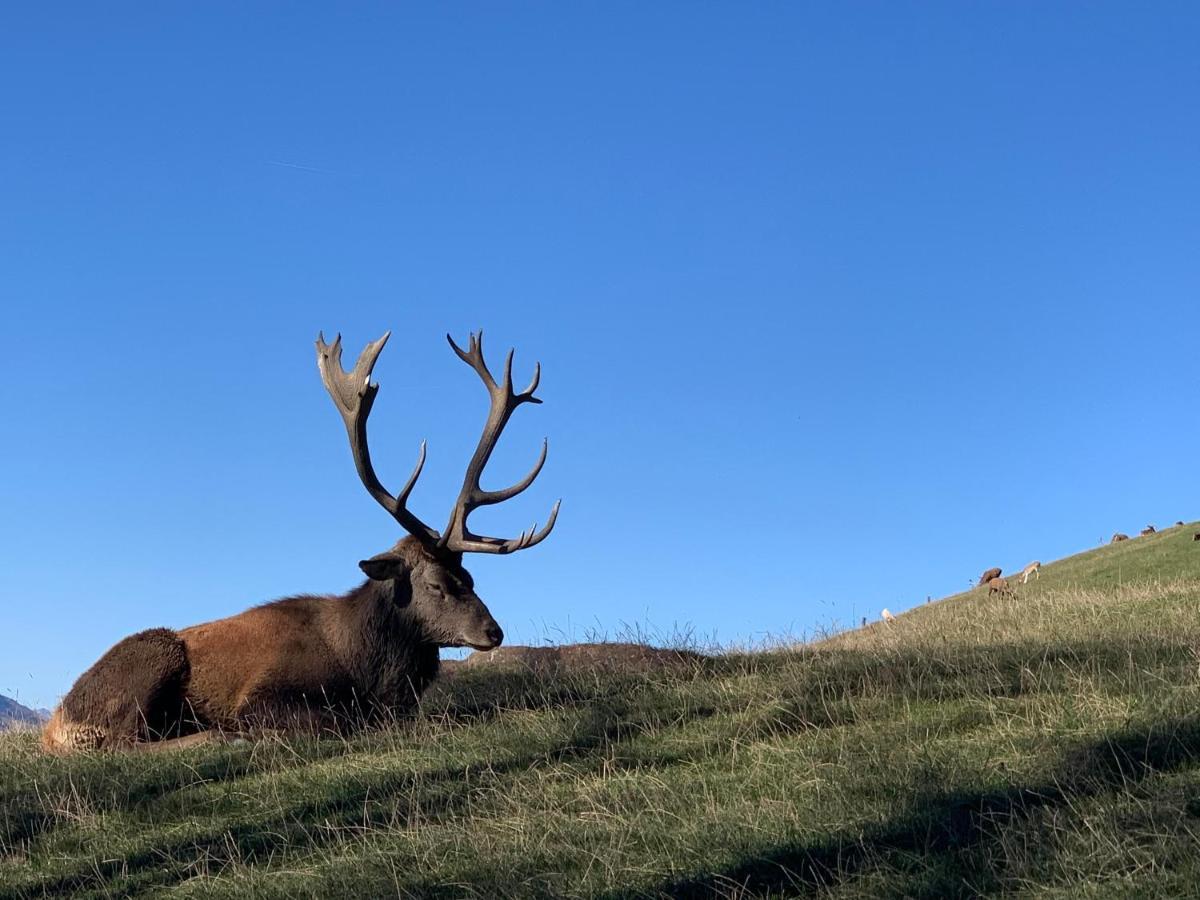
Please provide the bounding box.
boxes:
[44,330,559,753]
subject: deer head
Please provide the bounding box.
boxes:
[316,330,559,651]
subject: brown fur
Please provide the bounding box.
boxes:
[1140,525,1156,536]
[987,576,1012,596]
[48,628,192,752]
[44,538,501,753]
[1111,533,1129,543]
[978,567,1002,587]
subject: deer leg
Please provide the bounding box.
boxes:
[133,724,317,751]
[232,688,350,739]
[133,731,233,753]
[44,628,193,753]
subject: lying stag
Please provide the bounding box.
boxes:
[44,330,559,752]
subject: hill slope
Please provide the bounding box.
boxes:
[3,524,1200,897]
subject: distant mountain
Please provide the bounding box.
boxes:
[0,694,48,730]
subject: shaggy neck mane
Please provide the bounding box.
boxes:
[333,576,439,711]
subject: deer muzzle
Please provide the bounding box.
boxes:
[467,622,504,651]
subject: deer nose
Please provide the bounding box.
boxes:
[484,623,504,648]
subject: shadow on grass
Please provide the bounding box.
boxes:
[0,738,359,856]
[9,703,648,897]
[627,715,1200,899]
[0,751,256,856]
[1,669,662,866]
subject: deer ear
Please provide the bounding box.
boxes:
[359,554,407,581]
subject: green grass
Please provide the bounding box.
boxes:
[4,524,1200,898]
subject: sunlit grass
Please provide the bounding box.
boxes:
[3,523,1200,897]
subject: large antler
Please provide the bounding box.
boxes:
[316,331,441,545]
[439,331,560,554]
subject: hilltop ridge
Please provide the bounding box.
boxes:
[843,519,1200,632]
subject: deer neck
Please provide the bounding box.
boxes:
[337,578,440,707]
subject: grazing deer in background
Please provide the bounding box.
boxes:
[1111,533,1129,543]
[1020,561,1041,584]
[978,567,1002,587]
[1141,525,1156,536]
[881,609,896,624]
[44,330,559,753]
[987,576,1012,597]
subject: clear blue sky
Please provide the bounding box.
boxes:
[2,5,1197,708]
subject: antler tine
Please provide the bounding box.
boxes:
[502,348,514,393]
[396,440,427,505]
[512,498,560,551]
[520,360,541,399]
[316,331,440,545]
[500,350,544,403]
[449,499,561,554]
[474,438,548,505]
[439,330,559,555]
[446,331,496,389]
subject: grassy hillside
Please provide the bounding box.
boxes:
[3,524,1200,898]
